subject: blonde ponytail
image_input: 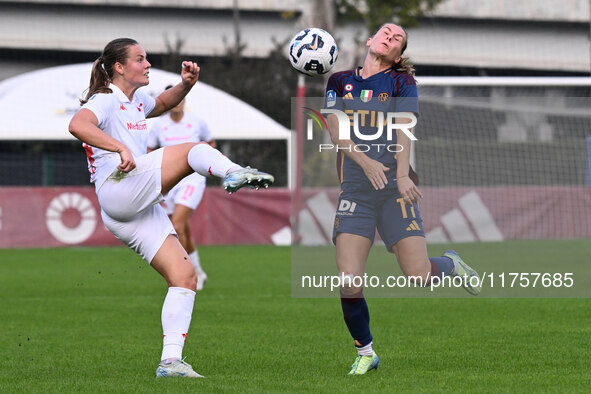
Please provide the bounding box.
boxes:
[394,56,415,76]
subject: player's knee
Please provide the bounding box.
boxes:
[339,272,364,297]
[177,271,197,291]
[188,274,198,291]
[168,265,197,291]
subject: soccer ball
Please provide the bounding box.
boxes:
[288,28,338,76]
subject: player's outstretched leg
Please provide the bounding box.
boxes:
[445,250,482,295]
[348,352,379,375]
[156,358,204,378]
[223,166,274,194]
[185,143,274,194]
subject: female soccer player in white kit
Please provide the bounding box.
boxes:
[68,38,274,378]
[148,86,215,291]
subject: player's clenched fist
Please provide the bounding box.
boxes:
[181,61,200,86]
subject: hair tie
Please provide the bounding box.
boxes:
[98,55,104,64]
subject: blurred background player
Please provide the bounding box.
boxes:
[69,38,274,378]
[148,85,214,291]
[324,23,481,375]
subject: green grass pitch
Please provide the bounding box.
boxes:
[0,241,589,393]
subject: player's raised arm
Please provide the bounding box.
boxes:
[149,61,200,118]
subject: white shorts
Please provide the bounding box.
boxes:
[163,173,206,215]
[97,148,176,263]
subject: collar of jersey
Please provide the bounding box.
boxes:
[109,83,135,104]
[353,65,394,81]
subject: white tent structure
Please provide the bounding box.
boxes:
[0,63,292,184]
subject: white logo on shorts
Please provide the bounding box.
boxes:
[337,199,357,215]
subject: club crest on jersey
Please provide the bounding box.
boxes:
[360,90,373,102]
[326,90,336,107]
[378,92,389,102]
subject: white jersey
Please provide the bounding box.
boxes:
[147,112,212,149]
[81,83,156,188]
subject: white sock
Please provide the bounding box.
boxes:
[189,250,203,273]
[187,143,242,178]
[357,342,374,356]
[161,286,196,362]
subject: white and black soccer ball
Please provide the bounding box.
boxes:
[288,28,338,76]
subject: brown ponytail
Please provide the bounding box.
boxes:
[80,38,138,105]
